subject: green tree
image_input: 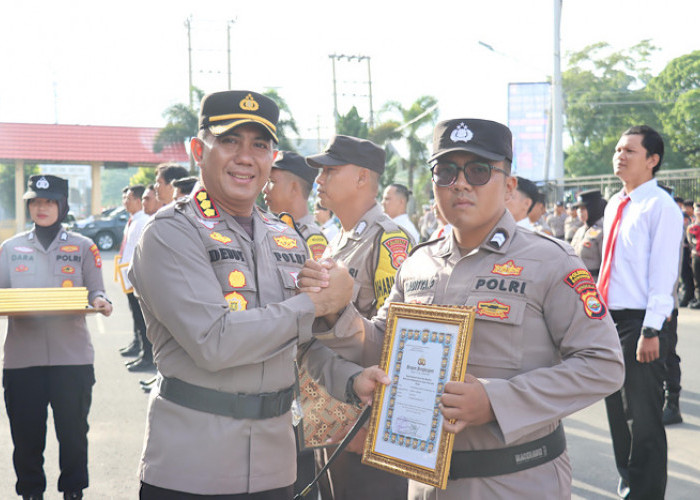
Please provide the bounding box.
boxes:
[337,106,369,138]
[263,89,299,151]
[647,50,700,169]
[154,87,204,172]
[0,163,39,219]
[376,96,438,194]
[563,40,661,176]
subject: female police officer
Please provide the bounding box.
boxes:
[0,175,112,500]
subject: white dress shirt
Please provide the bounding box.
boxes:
[392,212,420,244]
[321,218,340,242]
[121,209,149,265]
[601,178,683,329]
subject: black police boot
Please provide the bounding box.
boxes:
[64,491,83,499]
[663,391,683,425]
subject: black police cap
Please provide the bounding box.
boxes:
[199,90,280,143]
[273,151,318,186]
[23,175,69,201]
[306,135,386,175]
[430,119,513,163]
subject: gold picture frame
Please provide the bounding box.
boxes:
[362,303,475,489]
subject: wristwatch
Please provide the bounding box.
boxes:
[345,372,363,407]
[641,326,660,338]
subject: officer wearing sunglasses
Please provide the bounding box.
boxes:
[299,118,623,500]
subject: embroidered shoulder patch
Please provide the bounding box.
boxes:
[89,244,102,268]
[564,269,606,320]
[306,233,328,261]
[374,231,412,309]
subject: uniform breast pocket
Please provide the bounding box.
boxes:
[277,267,300,300]
[212,264,257,311]
[10,259,37,287]
[464,294,528,370]
[54,258,84,286]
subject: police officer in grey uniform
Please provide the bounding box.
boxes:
[1,175,113,500]
[129,90,382,499]
[300,119,624,499]
[570,189,607,280]
[305,135,412,499]
[564,203,584,242]
[263,150,328,260]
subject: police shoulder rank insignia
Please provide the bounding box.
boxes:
[476,299,510,320]
[492,260,523,276]
[88,244,102,268]
[306,233,328,261]
[194,189,219,219]
[224,291,248,311]
[210,232,232,244]
[274,235,298,249]
[564,268,606,320]
[228,270,246,288]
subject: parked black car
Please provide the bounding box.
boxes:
[70,207,128,251]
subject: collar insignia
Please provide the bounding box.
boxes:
[355,220,368,236]
[492,260,523,276]
[450,122,474,144]
[195,189,219,219]
[488,229,508,249]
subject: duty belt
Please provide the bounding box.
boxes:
[159,376,294,420]
[449,423,565,479]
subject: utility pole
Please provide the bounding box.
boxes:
[552,0,564,183]
[328,54,374,132]
[227,19,236,90]
[185,16,193,108]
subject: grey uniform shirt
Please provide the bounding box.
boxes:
[129,192,352,495]
[0,229,106,369]
[315,202,411,367]
[570,218,604,279]
[333,210,624,499]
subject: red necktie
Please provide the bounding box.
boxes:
[119,216,133,257]
[598,195,631,303]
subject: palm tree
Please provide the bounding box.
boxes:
[263,89,299,151]
[153,87,204,172]
[376,96,439,190]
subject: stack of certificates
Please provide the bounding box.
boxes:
[0,287,89,315]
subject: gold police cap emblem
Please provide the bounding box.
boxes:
[239,93,260,111]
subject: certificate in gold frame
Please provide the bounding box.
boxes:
[362,303,475,489]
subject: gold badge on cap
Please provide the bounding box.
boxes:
[240,93,260,111]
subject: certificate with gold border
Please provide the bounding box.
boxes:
[362,303,475,489]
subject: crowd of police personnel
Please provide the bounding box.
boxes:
[3,88,688,500]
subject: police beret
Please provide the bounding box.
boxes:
[199,90,280,143]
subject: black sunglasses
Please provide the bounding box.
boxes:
[429,160,509,187]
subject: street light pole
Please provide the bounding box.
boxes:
[227,19,236,90]
[185,16,193,108]
[552,0,564,182]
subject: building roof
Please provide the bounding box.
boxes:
[0,122,188,165]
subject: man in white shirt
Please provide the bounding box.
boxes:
[313,201,340,242]
[600,125,683,500]
[118,185,153,372]
[381,183,420,244]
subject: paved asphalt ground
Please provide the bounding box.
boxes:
[1,249,698,499]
